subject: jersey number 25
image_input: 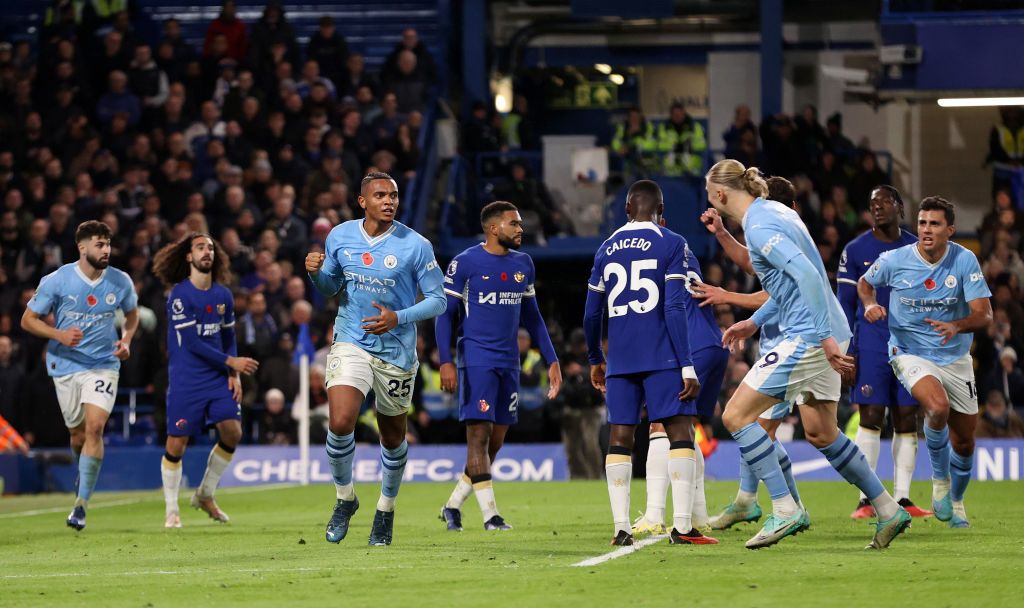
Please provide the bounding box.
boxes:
[604,260,660,318]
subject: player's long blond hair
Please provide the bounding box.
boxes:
[705,159,769,198]
[152,232,232,288]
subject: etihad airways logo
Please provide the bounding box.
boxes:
[344,271,396,287]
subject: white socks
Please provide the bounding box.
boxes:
[892,432,918,501]
[854,427,881,500]
[643,434,669,524]
[668,447,696,533]
[446,473,474,510]
[377,494,396,512]
[473,478,499,522]
[771,494,800,518]
[693,446,709,528]
[198,443,233,498]
[606,452,632,534]
[869,491,899,520]
[161,456,182,515]
[336,483,356,501]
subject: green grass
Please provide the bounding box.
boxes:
[1,481,1018,607]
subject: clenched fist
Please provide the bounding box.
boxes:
[305,252,326,274]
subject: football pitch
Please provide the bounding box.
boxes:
[1,480,1017,608]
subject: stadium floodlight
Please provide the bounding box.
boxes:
[609,74,625,85]
[937,97,1024,107]
[595,63,612,75]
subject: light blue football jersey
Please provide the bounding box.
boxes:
[864,242,991,366]
[743,198,852,344]
[27,263,138,377]
[313,220,444,370]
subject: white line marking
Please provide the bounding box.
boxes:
[0,498,144,519]
[0,484,297,519]
[571,534,668,567]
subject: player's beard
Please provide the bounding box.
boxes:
[86,253,109,269]
[192,258,213,274]
[498,234,520,250]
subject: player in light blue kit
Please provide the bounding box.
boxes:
[693,177,805,530]
[706,160,910,550]
[307,172,446,546]
[859,196,992,528]
[837,186,931,520]
[21,221,138,531]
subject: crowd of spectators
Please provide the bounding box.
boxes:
[2,3,1022,460]
[0,2,437,448]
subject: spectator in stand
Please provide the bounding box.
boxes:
[382,50,428,114]
[306,16,349,86]
[793,103,827,170]
[261,387,297,445]
[612,106,657,169]
[238,291,278,361]
[984,237,1024,288]
[339,109,374,170]
[259,331,300,403]
[501,94,538,150]
[557,329,604,480]
[370,92,403,148]
[183,100,226,155]
[987,106,1024,196]
[161,18,194,66]
[296,60,336,101]
[461,100,501,159]
[266,191,308,265]
[96,70,141,128]
[14,219,61,285]
[730,129,766,171]
[723,104,757,160]
[848,150,888,212]
[247,1,301,80]
[0,335,25,436]
[825,112,856,164]
[978,390,1024,438]
[658,101,706,176]
[980,188,1024,235]
[338,53,377,99]
[814,198,852,247]
[811,148,849,203]
[759,112,804,178]
[492,161,567,240]
[383,27,437,85]
[93,31,131,93]
[204,0,248,62]
[983,347,1024,411]
[222,69,264,122]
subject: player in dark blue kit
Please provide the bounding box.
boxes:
[837,186,932,520]
[435,201,562,531]
[584,180,709,547]
[632,237,727,542]
[153,234,260,528]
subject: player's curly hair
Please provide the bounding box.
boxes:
[152,232,232,288]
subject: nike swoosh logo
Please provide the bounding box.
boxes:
[900,279,912,287]
[863,261,871,265]
[482,276,490,279]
